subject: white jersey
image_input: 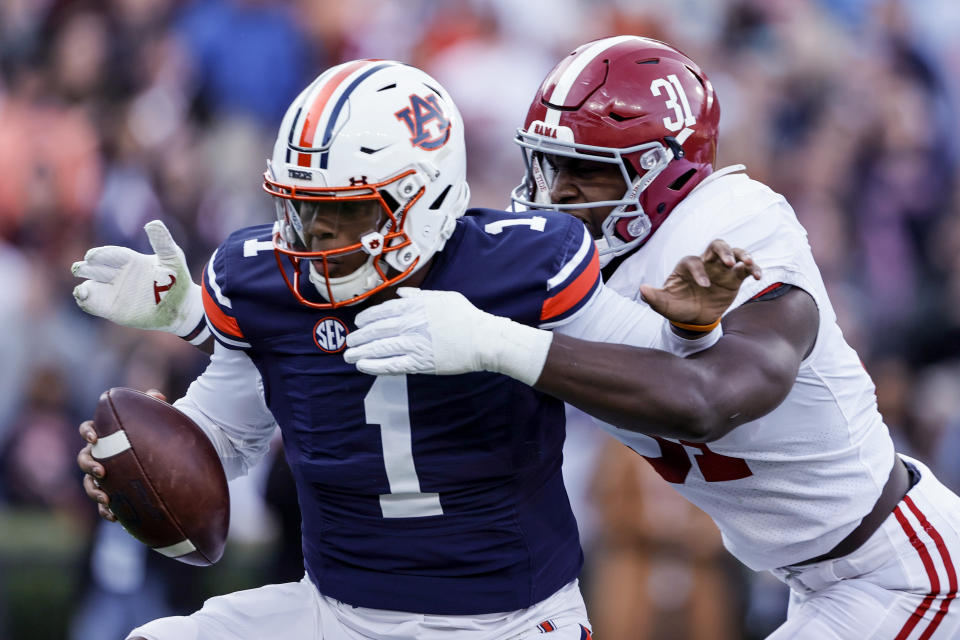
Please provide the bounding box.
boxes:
[589,165,895,571]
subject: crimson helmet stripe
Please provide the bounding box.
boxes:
[294,60,371,167]
[543,36,638,128]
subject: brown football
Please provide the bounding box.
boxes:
[90,387,229,566]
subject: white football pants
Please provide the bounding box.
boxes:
[127,577,591,640]
[768,455,960,639]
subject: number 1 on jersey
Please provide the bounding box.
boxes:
[484,216,547,235]
[364,375,443,518]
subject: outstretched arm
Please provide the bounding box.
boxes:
[538,286,819,441]
[344,239,758,382]
[71,220,213,353]
[345,238,818,442]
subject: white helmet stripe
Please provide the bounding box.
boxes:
[543,35,638,128]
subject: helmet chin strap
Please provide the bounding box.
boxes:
[308,258,383,305]
[531,159,552,205]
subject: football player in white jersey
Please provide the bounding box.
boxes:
[71,59,761,640]
[343,38,960,639]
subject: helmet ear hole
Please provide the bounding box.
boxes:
[429,184,452,210]
[668,169,697,191]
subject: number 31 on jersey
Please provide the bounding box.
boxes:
[642,436,753,484]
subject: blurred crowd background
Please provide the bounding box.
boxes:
[0,0,958,638]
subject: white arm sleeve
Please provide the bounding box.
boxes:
[173,343,277,480]
[554,283,721,356]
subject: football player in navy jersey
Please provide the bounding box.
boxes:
[73,59,760,640]
[344,39,960,639]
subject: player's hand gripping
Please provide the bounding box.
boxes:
[71,221,205,340]
[345,238,762,381]
[640,238,762,328]
[345,288,551,384]
[77,390,167,522]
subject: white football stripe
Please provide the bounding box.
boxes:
[154,539,197,558]
[208,321,251,349]
[547,225,592,290]
[187,325,211,347]
[206,248,232,308]
[544,36,638,128]
[91,430,132,459]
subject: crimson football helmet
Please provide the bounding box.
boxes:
[511,36,720,257]
[263,60,470,308]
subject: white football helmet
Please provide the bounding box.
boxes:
[263,60,470,308]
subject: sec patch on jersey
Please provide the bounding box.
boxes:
[90,387,229,566]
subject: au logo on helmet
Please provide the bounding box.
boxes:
[314,317,349,353]
[395,94,450,150]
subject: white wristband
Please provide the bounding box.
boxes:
[660,321,722,357]
[484,316,554,386]
[177,281,210,345]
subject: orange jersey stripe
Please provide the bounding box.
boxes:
[201,277,244,338]
[540,248,600,322]
[297,60,369,166]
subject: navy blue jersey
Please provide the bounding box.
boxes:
[200,209,600,614]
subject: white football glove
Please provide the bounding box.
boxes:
[344,288,553,385]
[71,220,208,344]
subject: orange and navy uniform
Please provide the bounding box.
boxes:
[196,208,599,615]
[424,208,601,330]
[200,247,250,349]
